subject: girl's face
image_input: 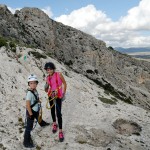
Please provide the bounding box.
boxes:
[29,81,38,90]
[46,68,54,76]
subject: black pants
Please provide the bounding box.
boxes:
[49,97,62,129]
[24,110,47,139]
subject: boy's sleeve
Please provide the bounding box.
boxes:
[26,92,32,101]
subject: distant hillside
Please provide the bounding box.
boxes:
[115,47,150,53]
[131,54,150,60]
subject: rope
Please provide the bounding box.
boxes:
[46,91,63,116]
[46,95,57,109]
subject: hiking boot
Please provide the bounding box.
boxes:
[52,123,57,133]
[59,132,64,142]
[23,138,35,148]
[23,132,35,148]
[40,120,50,127]
[29,135,34,146]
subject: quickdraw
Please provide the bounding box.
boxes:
[38,103,42,124]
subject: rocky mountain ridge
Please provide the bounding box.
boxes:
[0,4,150,110]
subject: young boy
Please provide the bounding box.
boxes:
[23,74,49,148]
[44,62,67,142]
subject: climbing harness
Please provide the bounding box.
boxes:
[24,90,42,131]
[46,86,62,110]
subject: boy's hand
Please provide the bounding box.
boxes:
[29,114,34,120]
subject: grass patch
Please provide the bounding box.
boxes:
[0,36,7,47]
[87,76,133,105]
[18,117,24,127]
[18,117,23,122]
[75,135,87,144]
[112,97,118,102]
[28,51,47,59]
[104,90,110,95]
[26,44,36,49]
[17,54,22,58]
[9,41,16,52]
[19,127,23,133]
[99,97,117,105]
[120,96,133,104]
[46,52,52,57]
[77,140,87,144]
[36,145,42,150]
[0,143,6,150]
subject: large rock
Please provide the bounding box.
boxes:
[0,5,150,110]
[0,5,19,38]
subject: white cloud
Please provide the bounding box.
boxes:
[120,0,150,30]
[8,7,21,14]
[42,6,53,18]
[55,5,112,32]
[55,1,150,48]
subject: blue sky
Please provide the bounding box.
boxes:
[1,0,150,48]
[0,0,140,20]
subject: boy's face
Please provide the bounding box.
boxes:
[29,81,38,89]
[46,68,54,76]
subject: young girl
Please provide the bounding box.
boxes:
[44,62,67,142]
[23,74,49,148]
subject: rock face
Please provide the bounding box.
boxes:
[0,5,150,110]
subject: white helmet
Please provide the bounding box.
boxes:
[28,74,38,82]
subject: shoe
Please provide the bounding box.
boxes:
[59,132,64,142]
[52,123,57,133]
[29,135,34,146]
[23,138,35,148]
[40,121,50,127]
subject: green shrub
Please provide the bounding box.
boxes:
[9,41,16,49]
[28,51,47,59]
[18,117,24,127]
[0,143,6,150]
[17,54,22,58]
[108,46,114,50]
[46,52,52,57]
[36,145,41,150]
[0,36,7,47]
[9,41,16,52]
[18,117,23,122]
[99,97,117,105]
[112,97,118,102]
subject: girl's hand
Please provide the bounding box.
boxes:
[44,82,49,92]
[63,92,66,97]
[38,98,42,103]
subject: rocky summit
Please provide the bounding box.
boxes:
[0,4,150,150]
